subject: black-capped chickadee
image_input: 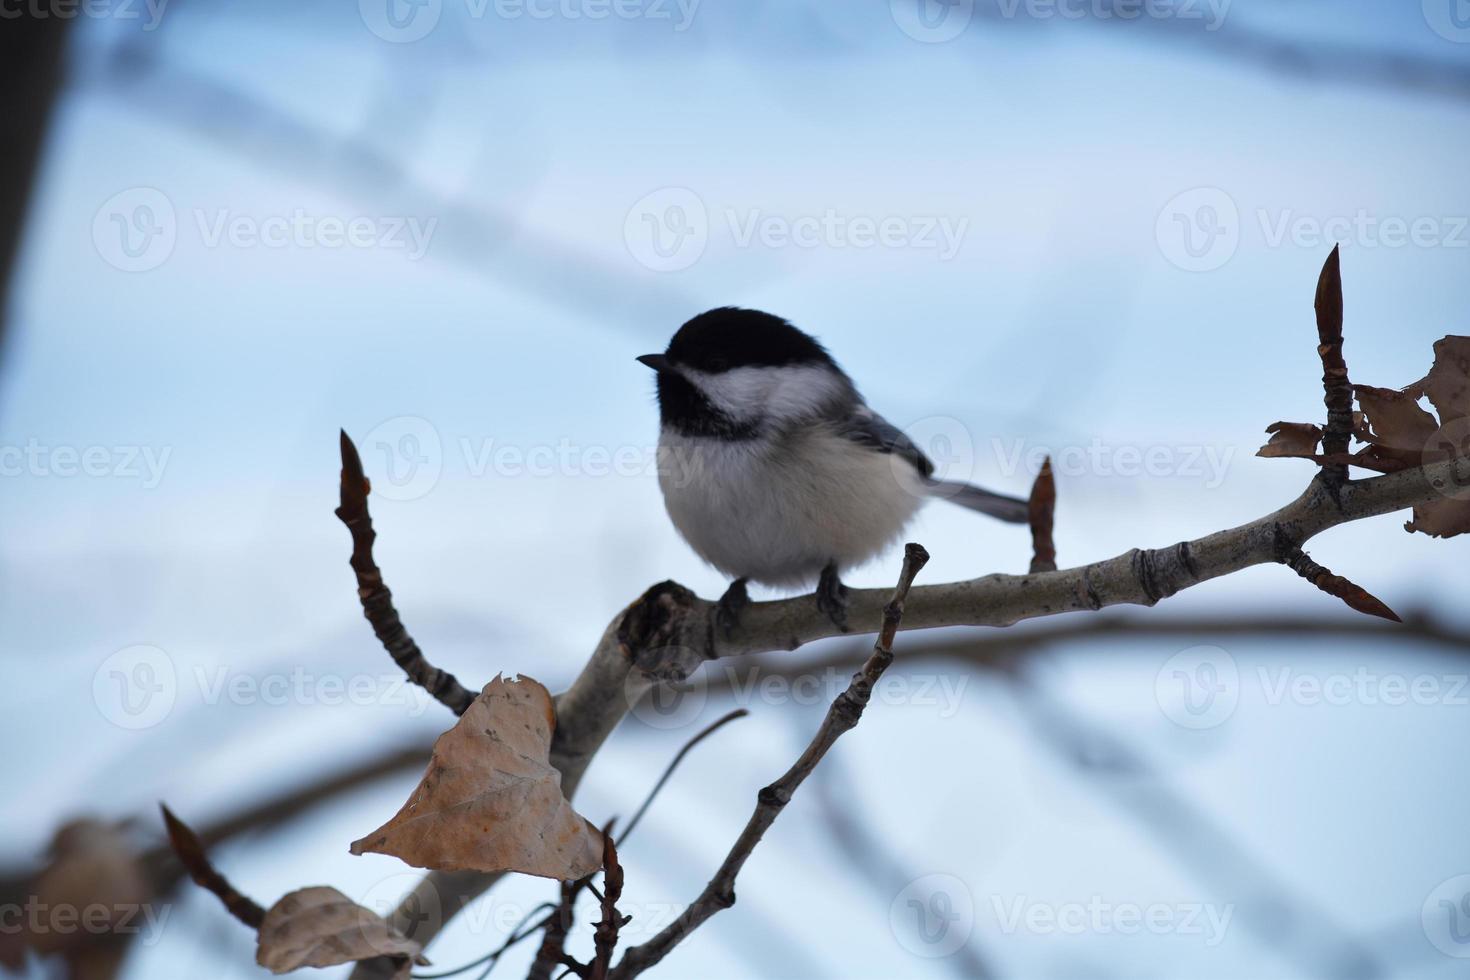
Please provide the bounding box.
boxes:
[639,307,1027,633]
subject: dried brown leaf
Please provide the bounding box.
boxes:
[1406,497,1470,538]
[1407,335,1470,424]
[255,886,425,977]
[1393,337,1470,538]
[1353,385,1437,450]
[350,675,603,880]
[1256,421,1323,459]
[1406,418,1470,538]
[20,821,152,958]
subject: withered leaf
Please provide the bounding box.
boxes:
[19,821,152,960]
[350,675,603,880]
[1406,496,1470,538]
[1407,335,1470,424]
[1407,421,1470,537]
[255,886,425,977]
[1256,421,1323,459]
[1353,385,1437,450]
[1395,336,1470,538]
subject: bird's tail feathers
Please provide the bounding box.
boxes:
[926,480,1029,523]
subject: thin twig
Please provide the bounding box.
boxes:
[358,449,1470,977]
[587,836,626,980]
[525,882,578,980]
[1314,245,1353,491]
[336,429,475,715]
[158,805,264,930]
[527,819,618,980]
[608,544,930,979]
[412,903,555,979]
[1282,545,1401,623]
[618,708,749,846]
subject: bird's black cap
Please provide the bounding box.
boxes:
[660,307,834,374]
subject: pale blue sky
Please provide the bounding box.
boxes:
[2,2,1468,978]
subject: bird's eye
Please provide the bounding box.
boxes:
[705,356,729,372]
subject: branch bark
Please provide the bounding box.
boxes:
[336,430,475,715]
[1314,245,1353,489]
[608,543,930,978]
[350,452,1468,978]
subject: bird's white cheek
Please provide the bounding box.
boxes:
[684,365,848,423]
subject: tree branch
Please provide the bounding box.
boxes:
[351,452,1468,978]
[1314,246,1353,489]
[336,429,475,715]
[607,543,930,978]
[159,806,264,931]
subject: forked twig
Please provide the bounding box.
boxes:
[608,544,930,979]
[159,805,264,930]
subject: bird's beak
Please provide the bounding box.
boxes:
[637,353,675,373]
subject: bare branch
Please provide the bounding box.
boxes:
[527,881,579,980]
[619,708,749,846]
[608,544,931,978]
[1281,545,1401,623]
[158,805,264,930]
[353,451,1469,978]
[588,837,626,980]
[1314,245,1353,489]
[336,429,475,716]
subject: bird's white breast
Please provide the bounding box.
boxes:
[657,423,926,589]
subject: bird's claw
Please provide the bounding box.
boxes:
[816,562,850,632]
[715,578,750,639]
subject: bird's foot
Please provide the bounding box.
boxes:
[715,578,750,639]
[815,562,850,632]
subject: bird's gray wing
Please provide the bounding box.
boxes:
[832,405,1029,523]
[832,405,935,479]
